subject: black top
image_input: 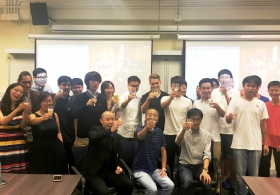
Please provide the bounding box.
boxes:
[71,92,107,138]
[54,96,75,143]
[141,90,169,131]
[80,125,122,180]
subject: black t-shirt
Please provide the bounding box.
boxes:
[141,90,169,131]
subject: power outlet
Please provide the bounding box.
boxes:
[1,14,7,20]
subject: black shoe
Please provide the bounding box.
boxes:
[228,188,235,195]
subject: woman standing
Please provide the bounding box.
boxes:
[101,81,118,111]
[0,83,30,173]
[28,92,67,174]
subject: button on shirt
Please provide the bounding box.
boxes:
[193,94,224,142]
[117,91,142,138]
[176,128,211,165]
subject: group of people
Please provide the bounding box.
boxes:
[0,67,279,195]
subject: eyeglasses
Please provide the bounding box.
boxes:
[36,76,48,79]
[21,81,33,85]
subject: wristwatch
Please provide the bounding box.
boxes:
[202,168,208,172]
[162,168,167,171]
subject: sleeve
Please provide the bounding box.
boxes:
[160,96,168,103]
[160,131,167,147]
[71,95,87,119]
[88,126,111,142]
[226,98,236,116]
[119,94,127,105]
[260,102,269,120]
[203,133,212,161]
[141,93,147,105]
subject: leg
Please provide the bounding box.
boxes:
[105,171,134,195]
[212,141,221,193]
[233,149,248,195]
[134,171,158,195]
[247,150,262,176]
[150,169,174,195]
[192,165,212,195]
[87,175,109,195]
[225,134,236,190]
[164,135,177,180]
[273,148,280,178]
[259,146,272,177]
[63,142,75,174]
[178,164,194,195]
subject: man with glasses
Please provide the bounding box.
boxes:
[17,71,40,170]
[53,76,75,174]
[31,68,53,93]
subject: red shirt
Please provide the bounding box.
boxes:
[266,102,280,148]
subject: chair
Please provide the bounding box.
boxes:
[71,146,133,195]
[173,154,222,195]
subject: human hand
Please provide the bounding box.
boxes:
[226,113,237,121]
[277,145,280,152]
[158,169,167,178]
[86,98,96,106]
[200,172,211,185]
[111,120,122,132]
[115,166,122,175]
[170,90,178,99]
[182,121,192,131]
[263,145,269,156]
[146,119,156,130]
[220,87,227,94]
[128,93,136,101]
[41,113,51,121]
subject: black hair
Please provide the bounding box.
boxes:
[170,76,185,85]
[242,75,262,87]
[199,78,213,87]
[181,80,188,87]
[18,71,32,81]
[57,76,72,85]
[84,71,102,89]
[33,68,47,77]
[38,92,52,103]
[145,108,160,117]
[267,80,280,89]
[101,81,115,96]
[0,83,23,116]
[127,76,141,84]
[211,78,220,87]
[187,108,203,119]
[72,78,83,86]
[218,69,233,78]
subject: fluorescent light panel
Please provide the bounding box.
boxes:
[177,34,280,41]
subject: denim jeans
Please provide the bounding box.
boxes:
[133,169,174,195]
[233,149,262,195]
[178,164,212,195]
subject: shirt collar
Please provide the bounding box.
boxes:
[87,90,98,97]
[188,128,200,135]
[24,92,30,97]
[201,98,212,103]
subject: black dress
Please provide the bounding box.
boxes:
[30,113,68,174]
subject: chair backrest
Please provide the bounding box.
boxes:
[71,146,88,171]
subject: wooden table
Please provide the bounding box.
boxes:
[242,176,280,195]
[0,173,81,195]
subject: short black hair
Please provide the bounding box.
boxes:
[170,76,185,85]
[187,108,203,119]
[101,81,115,96]
[145,108,160,117]
[57,76,72,85]
[242,75,262,87]
[84,71,102,89]
[181,80,188,87]
[211,78,219,87]
[267,80,280,89]
[18,71,32,81]
[33,68,47,77]
[218,69,233,78]
[72,78,83,86]
[127,76,141,85]
[38,92,52,103]
[199,78,213,87]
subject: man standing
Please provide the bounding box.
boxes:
[176,108,212,195]
[141,74,169,131]
[31,68,53,93]
[226,75,269,195]
[161,76,192,179]
[133,108,174,195]
[54,76,75,174]
[71,71,107,146]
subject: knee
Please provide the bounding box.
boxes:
[180,177,193,189]
[146,183,157,195]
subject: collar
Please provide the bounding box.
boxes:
[201,98,212,103]
[24,92,30,97]
[87,90,98,97]
[189,128,200,135]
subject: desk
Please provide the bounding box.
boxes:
[242,176,280,195]
[0,174,81,195]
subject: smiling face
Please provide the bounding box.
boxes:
[10,85,24,102]
[218,74,232,87]
[100,111,115,130]
[34,72,48,86]
[40,95,53,112]
[149,78,161,91]
[71,85,83,96]
[268,85,280,101]
[145,109,159,124]
[128,81,140,93]
[199,82,213,100]
[18,75,33,93]
[58,81,71,97]
[104,83,115,98]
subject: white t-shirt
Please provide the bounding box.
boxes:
[193,94,224,142]
[161,96,192,135]
[116,91,142,138]
[218,88,240,134]
[226,97,269,150]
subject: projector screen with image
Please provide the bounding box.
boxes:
[36,40,152,95]
[184,41,280,100]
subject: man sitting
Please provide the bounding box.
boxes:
[176,108,212,195]
[132,108,174,195]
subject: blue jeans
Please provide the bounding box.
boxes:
[178,164,212,195]
[233,149,262,195]
[133,169,174,195]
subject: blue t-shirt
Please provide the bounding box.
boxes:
[259,95,270,103]
[132,126,166,173]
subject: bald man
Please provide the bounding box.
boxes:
[80,111,134,195]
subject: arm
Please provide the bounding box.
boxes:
[158,146,168,178]
[0,104,23,126]
[141,93,154,114]
[199,134,212,184]
[137,126,149,140]
[54,113,63,142]
[215,104,225,117]
[28,113,50,125]
[73,119,78,146]
[20,108,30,129]
[261,119,269,156]
[120,94,135,109]
[161,96,173,109]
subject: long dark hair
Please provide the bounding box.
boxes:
[0,83,23,116]
[101,81,115,97]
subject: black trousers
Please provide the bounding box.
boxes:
[63,141,75,174]
[164,134,180,180]
[259,146,280,177]
[87,169,134,195]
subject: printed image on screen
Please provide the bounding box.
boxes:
[36,40,152,95]
[184,41,280,100]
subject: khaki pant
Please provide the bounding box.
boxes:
[74,137,89,147]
